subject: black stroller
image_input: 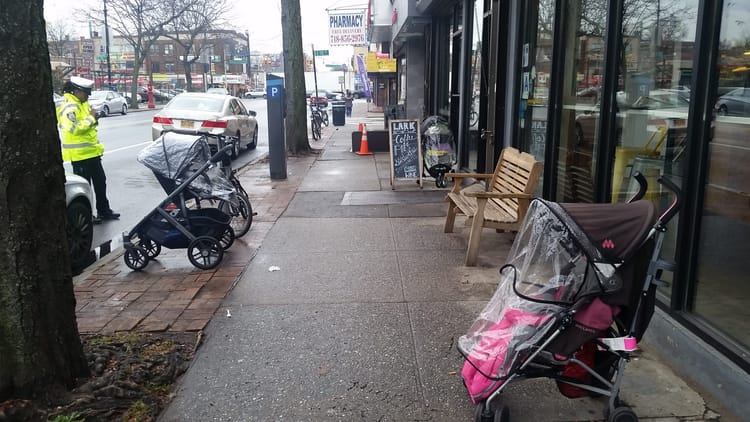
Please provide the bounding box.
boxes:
[122,133,237,271]
[458,173,681,422]
[421,116,456,188]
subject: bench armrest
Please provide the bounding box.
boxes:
[448,172,493,181]
[464,192,532,200]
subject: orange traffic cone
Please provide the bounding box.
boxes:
[357,122,363,132]
[356,123,373,155]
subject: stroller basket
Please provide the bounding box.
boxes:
[146,208,230,249]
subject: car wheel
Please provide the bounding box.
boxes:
[121,103,128,115]
[66,200,93,270]
[231,132,241,158]
[718,105,728,116]
[102,105,110,117]
[249,126,258,150]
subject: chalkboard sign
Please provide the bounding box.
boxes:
[388,119,423,188]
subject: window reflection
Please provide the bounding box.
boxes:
[556,0,607,203]
[694,1,750,350]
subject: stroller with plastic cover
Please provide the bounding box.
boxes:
[458,173,682,422]
[122,133,238,270]
[421,116,456,187]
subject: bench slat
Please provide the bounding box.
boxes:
[444,147,542,266]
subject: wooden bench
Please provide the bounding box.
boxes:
[444,147,542,266]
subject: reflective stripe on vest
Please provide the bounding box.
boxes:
[62,142,99,149]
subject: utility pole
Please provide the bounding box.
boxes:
[103,0,113,90]
[311,44,319,97]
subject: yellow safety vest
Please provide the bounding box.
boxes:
[57,92,104,162]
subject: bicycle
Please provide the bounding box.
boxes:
[190,134,255,237]
[310,105,323,140]
[317,104,329,127]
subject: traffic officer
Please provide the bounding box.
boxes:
[57,76,120,223]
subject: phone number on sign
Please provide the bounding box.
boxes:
[329,34,366,45]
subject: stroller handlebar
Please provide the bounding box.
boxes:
[657,176,682,226]
[210,144,233,163]
[628,172,681,226]
[628,172,648,203]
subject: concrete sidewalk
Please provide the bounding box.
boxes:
[74,101,728,421]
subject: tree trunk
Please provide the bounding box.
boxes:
[281,0,311,155]
[0,0,89,399]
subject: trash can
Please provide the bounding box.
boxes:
[332,101,346,126]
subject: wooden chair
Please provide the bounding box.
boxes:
[444,147,543,266]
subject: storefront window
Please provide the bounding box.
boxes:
[616,1,698,300]
[693,1,750,350]
[556,1,607,203]
[517,0,554,169]
[466,0,484,172]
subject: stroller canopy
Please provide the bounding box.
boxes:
[138,132,236,202]
[559,200,656,262]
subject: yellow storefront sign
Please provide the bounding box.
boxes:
[366,52,396,73]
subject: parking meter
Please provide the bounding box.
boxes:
[266,74,287,179]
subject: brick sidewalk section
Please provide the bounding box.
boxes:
[73,149,323,334]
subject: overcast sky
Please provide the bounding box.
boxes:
[43,0,367,65]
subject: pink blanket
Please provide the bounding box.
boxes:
[461,308,550,403]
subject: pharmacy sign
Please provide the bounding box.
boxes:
[328,12,367,46]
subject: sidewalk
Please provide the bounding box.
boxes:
[74,101,726,421]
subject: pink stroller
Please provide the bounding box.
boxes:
[458,173,682,422]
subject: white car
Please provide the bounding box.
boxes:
[89,90,128,117]
[151,93,259,158]
[65,174,94,271]
[206,87,230,95]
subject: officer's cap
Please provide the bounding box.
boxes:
[70,76,95,95]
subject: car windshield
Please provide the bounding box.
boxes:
[630,93,689,109]
[166,96,224,112]
[89,91,109,100]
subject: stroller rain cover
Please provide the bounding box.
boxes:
[457,198,656,403]
[421,116,456,170]
[138,132,236,203]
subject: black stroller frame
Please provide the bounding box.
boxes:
[123,133,237,271]
[460,172,682,422]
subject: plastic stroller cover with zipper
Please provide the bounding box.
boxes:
[457,198,656,403]
[137,132,236,203]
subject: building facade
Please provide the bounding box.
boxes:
[369,0,749,415]
[50,30,282,95]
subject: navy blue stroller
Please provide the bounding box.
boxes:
[122,133,236,271]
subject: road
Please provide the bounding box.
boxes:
[65,98,270,262]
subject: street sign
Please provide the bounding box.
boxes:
[314,50,329,56]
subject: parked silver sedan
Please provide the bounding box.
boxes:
[89,90,128,117]
[151,93,259,157]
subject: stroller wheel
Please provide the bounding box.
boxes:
[436,174,448,188]
[493,405,510,422]
[188,236,224,270]
[140,238,161,259]
[124,246,149,271]
[220,226,235,250]
[607,406,637,422]
[474,402,492,422]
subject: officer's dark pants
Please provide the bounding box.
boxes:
[72,156,111,215]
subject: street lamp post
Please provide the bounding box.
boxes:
[103,0,113,90]
[245,30,252,89]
